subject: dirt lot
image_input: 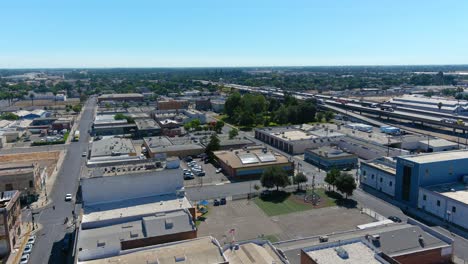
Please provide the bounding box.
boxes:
[197,199,374,243]
[0,151,60,177]
[14,98,80,108]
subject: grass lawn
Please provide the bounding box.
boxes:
[254,191,312,216]
[310,188,339,207]
[195,207,210,227]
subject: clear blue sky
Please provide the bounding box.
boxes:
[1,0,467,68]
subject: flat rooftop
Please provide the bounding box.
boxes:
[90,137,136,158]
[79,236,227,264]
[307,146,356,159]
[401,150,468,164]
[418,138,458,148]
[304,240,386,264]
[425,182,468,204]
[214,147,291,169]
[77,209,196,260]
[82,194,193,227]
[373,225,449,257]
[135,118,160,130]
[363,159,396,176]
[224,241,286,264]
[98,93,144,99]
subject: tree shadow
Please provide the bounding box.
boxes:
[259,191,290,204]
[325,190,357,209]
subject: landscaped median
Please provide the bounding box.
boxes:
[253,188,342,216]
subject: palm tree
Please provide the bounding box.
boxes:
[29,93,35,106]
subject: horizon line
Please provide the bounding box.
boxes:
[1,63,468,71]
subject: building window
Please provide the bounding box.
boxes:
[380,177,383,183]
[452,206,456,213]
[425,168,429,177]
[363,171,366,176]
[449,165,453,176]
[437,200,440,206]
[371,174,375,179]
[389,181,393,187]
[5,184,13,191]
[29,181,34,188]
[423,194,426,201]
[402,166,412,202]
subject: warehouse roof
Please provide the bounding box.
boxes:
[90,137,136,158]
[134,118,160,130]
[303,239,387,264]
[224,240,288,264]
[79,236,227,264]
[401,150,468,164]
[214,147,291,169]
[425,182,468,204]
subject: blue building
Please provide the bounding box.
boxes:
[395,150,468,207]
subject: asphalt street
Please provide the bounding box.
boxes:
[27,97,96,264]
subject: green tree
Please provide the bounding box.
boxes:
[325,168,340,191]
[224,92,241,118]
[335,173,357,198]
[114,113,126,120]
[72,105,82,113]
[205,133,220,160]
[253,184,261,191]
[122,102,129,109]
[260,166,291,191]
[437,102,442,110]
[228,128,239,139]
[0,112,19,120]
[316,112,325,122]
[324,111,335,122]
[293,172,308,190]
[29,93,35,106]
[214,120,224,133]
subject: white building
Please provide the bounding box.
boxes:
[418,181,468,229]
[360,157,396,197]
[389,94,468,115]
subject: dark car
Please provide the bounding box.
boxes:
[388,216,402,223]
[220,198,226,205]
[213,199,220,206]
[184,156,193,162]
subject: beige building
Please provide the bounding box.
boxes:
[0,191,22,258]
[0,163,43,199]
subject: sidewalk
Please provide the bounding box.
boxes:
[6,222,32,264]
[361,185,468,239]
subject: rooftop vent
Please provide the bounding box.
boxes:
[97,240,106,247]
[335,247,349,259]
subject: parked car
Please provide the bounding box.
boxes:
[213,199,220,206]
[20,254,29,264]
[82,151,87,157]
[65,194,73,202]
[183,169,190,173]
[388,216,402,223]
[27,235,36,245]
[184,156,193,162]
[216,168,222,173]
[23,243,33,254]
[220,198,226,205]
[184,173,195,180]
[196,171,205,177]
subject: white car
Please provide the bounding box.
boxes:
[216,168,222,173]
[82,151,87,157]
[24,243,33,254]
[27,235,36,245]
[20,253,29,264]
[65,194,73,202]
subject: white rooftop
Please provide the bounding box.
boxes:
[305,241,385,264]
[402,150,468,164]
[426,182,468,204]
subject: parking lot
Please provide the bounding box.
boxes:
[182,157,230,187]
[197,199,375,243]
